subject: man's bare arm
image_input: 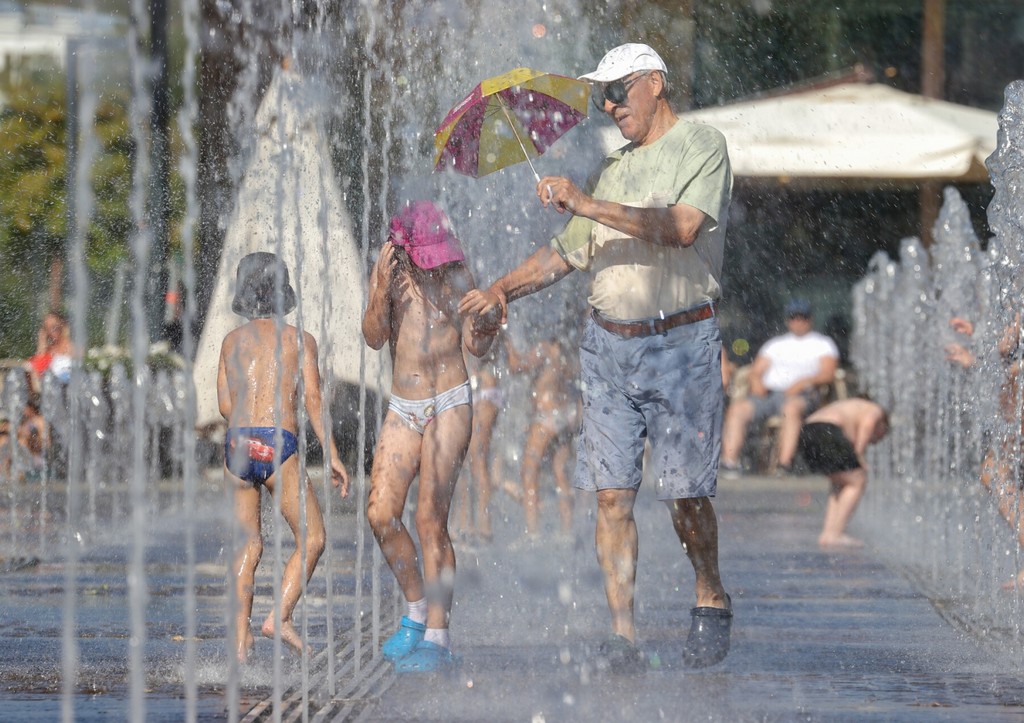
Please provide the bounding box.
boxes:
[458,246,573,324]
[747,354,771,397]
[539,175,707,249]
[852,408,883,458]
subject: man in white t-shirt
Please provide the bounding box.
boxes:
[721,299,839,475]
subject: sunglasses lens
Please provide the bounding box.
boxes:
[593,79,627,110]
[605,80,627,105]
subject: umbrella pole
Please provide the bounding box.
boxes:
[497,96,541,184]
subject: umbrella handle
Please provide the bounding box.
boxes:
[496,95,554,205]
[497,96,542,184]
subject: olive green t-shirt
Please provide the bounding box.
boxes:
[551,119,732,321]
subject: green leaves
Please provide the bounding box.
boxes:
[0,76,133,356]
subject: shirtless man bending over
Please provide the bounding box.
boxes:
[798,397,889,548]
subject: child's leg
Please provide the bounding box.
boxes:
[230,470,263,662]
[367,412,425,604]
[452,464,472,539]
[819,468,867,547]
[417,405,472,634]
[553,440,574,534]
[520,421,556,535]
[471,400,499,539]
[261,456,325,654]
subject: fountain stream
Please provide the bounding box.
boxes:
[0,2,640,719]
[852,80,1024,658]
[5,0,1021,718]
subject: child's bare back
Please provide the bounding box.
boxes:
[805,397,885,447]
[219,320,305,430]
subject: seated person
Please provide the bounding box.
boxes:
[0,395,49,481]
[25,310,75,390]
[721,299,839,475]
[17,395,48,476]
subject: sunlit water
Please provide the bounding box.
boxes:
[0,1,621,720]
[15,3,1022,719]
[853,80,1024,659]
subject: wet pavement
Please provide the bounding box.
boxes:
[362,473,1024,722]
[1,471,1023,721]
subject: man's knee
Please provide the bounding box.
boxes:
[596,489,636,524]
[668,496,715,525]
[780,396,807,418]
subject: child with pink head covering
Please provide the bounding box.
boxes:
[362,201,498,673]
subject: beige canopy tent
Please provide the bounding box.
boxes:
[193,67,387,431]
[601,80,997,185]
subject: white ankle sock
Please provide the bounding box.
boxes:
[407,598,427,624]
[424,627,450,649]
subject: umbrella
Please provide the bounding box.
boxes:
[434,67,590,182]
[599,80,997,186]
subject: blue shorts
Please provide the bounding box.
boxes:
[749,389,822,424]
[225,427,299,485]
[574,314,723,501]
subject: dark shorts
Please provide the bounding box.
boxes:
[225,427,299,485]
[574,314,723,501]
[798,422,860,475]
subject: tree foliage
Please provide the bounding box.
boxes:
[0,77,133,357]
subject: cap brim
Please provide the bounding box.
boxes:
[577,69,623,83]
[409,248,465,270]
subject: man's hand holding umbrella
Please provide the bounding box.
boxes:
[537,175,588,215]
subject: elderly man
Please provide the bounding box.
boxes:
[460,42,733,670]
[720,299,840,476]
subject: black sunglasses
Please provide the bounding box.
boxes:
[593,72,650,111]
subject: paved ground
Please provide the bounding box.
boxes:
[361,473,1024,722]
[2,471,1023,721]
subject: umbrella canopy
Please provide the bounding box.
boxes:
[600,81,997,185]
[434,67,589,180]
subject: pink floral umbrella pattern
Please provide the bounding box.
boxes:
[434,67,590,181]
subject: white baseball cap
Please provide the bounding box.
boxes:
[578,43,668,83]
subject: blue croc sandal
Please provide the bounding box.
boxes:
[393,640,460,673]
[381,616,426,661]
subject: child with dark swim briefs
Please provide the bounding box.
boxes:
[362,201,497,673]
[797,397,889,549]
[218,252,349,664]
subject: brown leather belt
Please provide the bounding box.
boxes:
[592,303,717,339]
